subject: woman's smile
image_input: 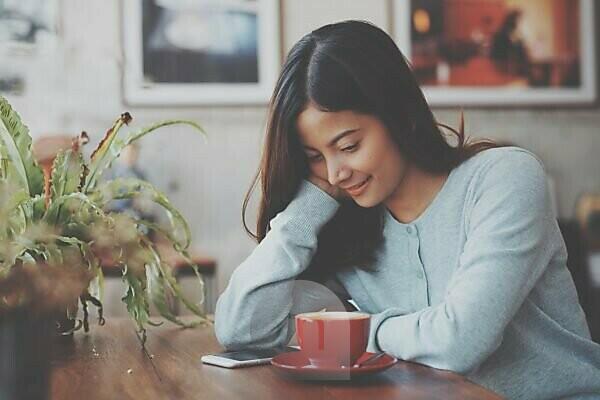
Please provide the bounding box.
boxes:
[344,176,371,196]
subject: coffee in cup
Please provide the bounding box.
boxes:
[295,311,370,367]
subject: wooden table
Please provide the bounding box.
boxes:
[50,318,503,400]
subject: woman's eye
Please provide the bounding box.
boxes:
[341,143,358,152]
[307,154,323,162]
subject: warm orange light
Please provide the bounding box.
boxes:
[413,8,431,34]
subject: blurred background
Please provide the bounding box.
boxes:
[1,0,599,339]
[410,0,581,88]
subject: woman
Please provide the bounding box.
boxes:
[490,10,530,77]
[214,21,600,399]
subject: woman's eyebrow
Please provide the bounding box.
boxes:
[327,128,360,147]
[303,128,360,150]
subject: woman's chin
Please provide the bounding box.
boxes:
[350,194,379,208]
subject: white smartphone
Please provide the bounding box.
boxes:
[201,346,299,368]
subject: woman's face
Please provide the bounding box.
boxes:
[296,104,408,208]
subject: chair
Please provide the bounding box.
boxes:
[99,237,217,314]
[558,219,600,343]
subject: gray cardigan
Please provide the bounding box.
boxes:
[215,147,600,399]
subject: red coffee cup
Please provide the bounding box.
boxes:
[295,311,371,367]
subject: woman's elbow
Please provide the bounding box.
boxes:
[429,352,484,375]
[430,335,501,375]
[214,312,293,351]
[214,313,243,350]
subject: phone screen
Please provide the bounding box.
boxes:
[217,346,298,361]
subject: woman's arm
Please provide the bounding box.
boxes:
[369,150,562,374]
[214,181,341,350]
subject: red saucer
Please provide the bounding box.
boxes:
[271,351,397,380]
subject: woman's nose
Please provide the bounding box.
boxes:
[327,161,351,186]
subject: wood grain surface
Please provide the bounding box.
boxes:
[50,318,503,400]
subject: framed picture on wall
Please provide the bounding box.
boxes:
[393,0,596,106]
[122,0,280,105]
[0,0,61,96]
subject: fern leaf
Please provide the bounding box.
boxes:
[83,118,205,194]
[90,178,192,250]
[83,112,132,192]
[50,149,85,200]
[0,96,44,196]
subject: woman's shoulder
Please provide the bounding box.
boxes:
[465,145,543,167]
[449,146,549,213]
[457,146,546,183]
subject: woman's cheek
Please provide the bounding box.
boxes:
[309,163,327,179]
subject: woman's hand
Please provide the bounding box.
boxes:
[308,175,351,201]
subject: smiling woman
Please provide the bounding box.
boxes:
[215,20,600,399]
[244,20,495,274]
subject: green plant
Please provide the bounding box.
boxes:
[0,95,210,344]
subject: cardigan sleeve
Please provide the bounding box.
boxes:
[370,150,563,374]
[214,180,341,350]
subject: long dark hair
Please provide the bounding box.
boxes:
[242,20,496,279]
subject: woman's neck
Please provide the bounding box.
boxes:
[384,164,449,224]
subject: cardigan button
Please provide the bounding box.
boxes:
[416,270,424,279]
[406,226,414,234]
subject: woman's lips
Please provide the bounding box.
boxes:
[345,177,371,196]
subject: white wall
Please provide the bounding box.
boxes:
[4,0,600,310]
